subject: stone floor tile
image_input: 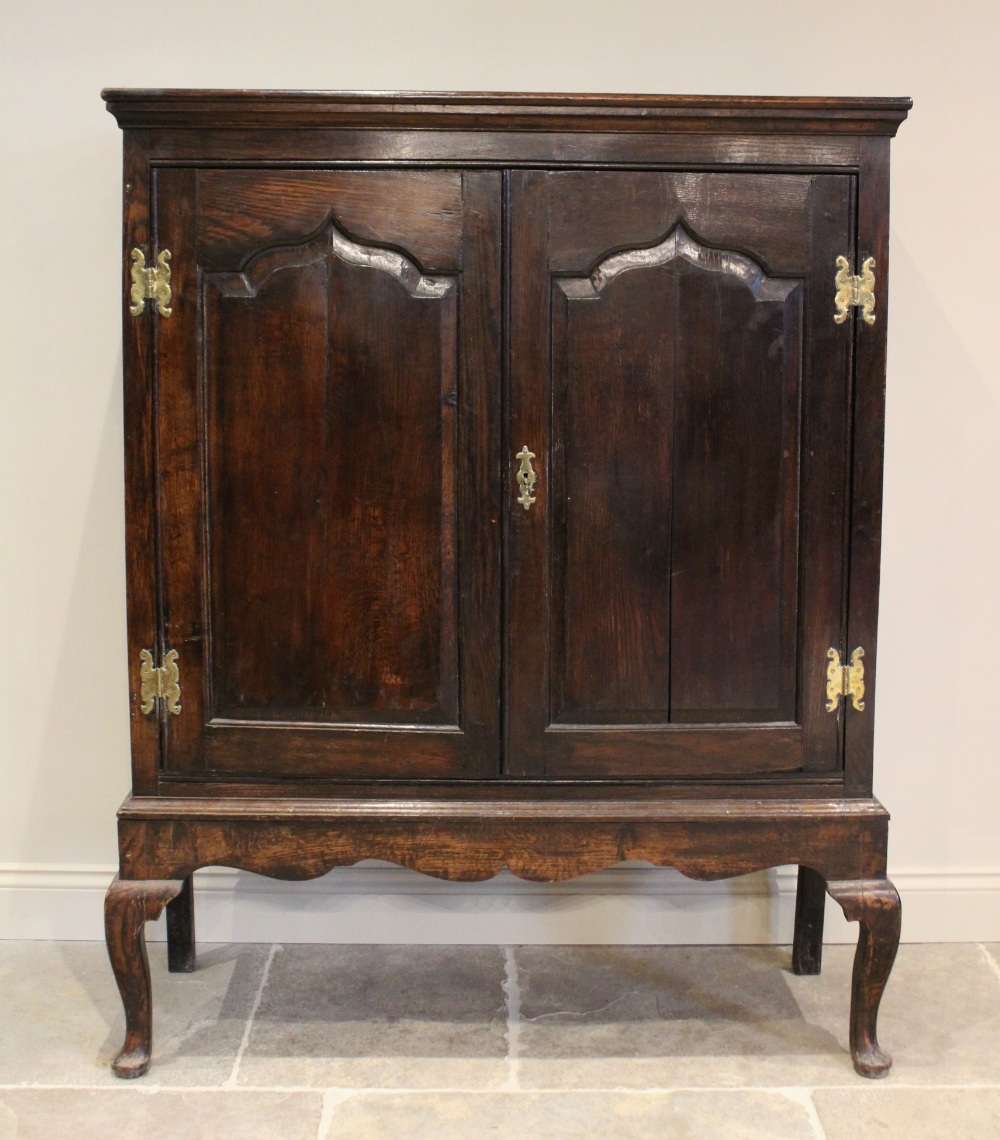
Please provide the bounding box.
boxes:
[0,1089,323,1140]
[799,942,1000,1085]
[0,941,270,1087]
[514,943,1000,1088]
[237,945,509,1089]
[323,1090,816,1140]
[814,1087,1000,1140]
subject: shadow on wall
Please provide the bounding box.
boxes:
[875,234,1000,864]
[28,346,131,867]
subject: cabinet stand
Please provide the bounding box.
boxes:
[106,794,900,1078]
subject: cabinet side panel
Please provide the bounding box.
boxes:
[121,130,159,795]
[845,137,891,796]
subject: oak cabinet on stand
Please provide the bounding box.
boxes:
[102,90,910,1078]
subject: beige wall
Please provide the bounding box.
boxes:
[2,0,999,940]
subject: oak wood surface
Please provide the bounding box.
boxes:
[844,137,891,796]
[153,775,848,800]
[104,877,185,1078]
[116,797,890,884]
[144,130,866,169]
[827,878,902,1077]
[103,90,911,135]
[165,875,196,973]
[508,170,852,778]
[195,169,463,272]
[152,168,501,779]
[106,89,908,1080]
[792,865,828,975]
[121,129,158,797]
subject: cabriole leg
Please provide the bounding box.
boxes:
[826,878,902,1078]
[104,876,185,1078]
[166,875,196,973]
[792,865,827,975]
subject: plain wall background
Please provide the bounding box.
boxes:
[2,0,998,942]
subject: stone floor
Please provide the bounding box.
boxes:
[1,940,999,1137]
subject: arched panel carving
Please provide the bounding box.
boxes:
[211,215,455,299]
[558,223,796,301]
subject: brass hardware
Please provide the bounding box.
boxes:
[515,445,537,510]
[139,648,181,715]
[130,248,173,317]
[826,647,865,712]
[834,255,876,326]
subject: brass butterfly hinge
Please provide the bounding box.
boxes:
[826,647,865,713]
[129,248,173,317]
[139,648,181,715]
[834,255,876,326]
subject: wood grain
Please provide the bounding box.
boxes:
[196,169,463,273]
[827,878,901,1077]
[149,168,500,778]
[104,877,185,1078]
[103,90,912,135]
[116,796,890,884]
[165,874,196,973]
[120,129,158,796]
[106,90,908,1080]
[792,865,827,975]
[512,171,853,777]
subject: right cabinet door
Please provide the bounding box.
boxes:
[507,170,855,779]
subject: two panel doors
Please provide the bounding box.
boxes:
[147,165,855,784]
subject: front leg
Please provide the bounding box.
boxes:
[104,876,185,1078]
[826,878,901,1078]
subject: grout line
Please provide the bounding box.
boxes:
[979,943,1000,987]
[500,946,521,1091]
[316,1089,357,1140]
[223,942,281,1089]
[778,1088,828,1140]
[316,1089,337,1140]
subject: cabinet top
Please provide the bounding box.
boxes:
[102,89,911,135]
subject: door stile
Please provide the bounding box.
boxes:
[456,170,505,776]
[153,166,208,774]
[505,171,552,778]
[796,175,855,771]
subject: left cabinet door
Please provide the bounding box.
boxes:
[144,168,502,780]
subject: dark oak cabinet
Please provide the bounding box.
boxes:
[102,90,910,1080]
